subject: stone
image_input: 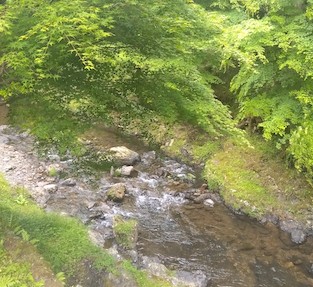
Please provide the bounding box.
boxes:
[284,262,294,269]
[108,146,140,165]
[145,262,199,287]
[87,230,105,248]
[43,184,58,193]
[194,193,210,204]
[203,199,214,207]
[279,219,307,244]
[106,184,126,202]
[60,178,76,187]
[176,270,210,287]
[115,165,139,177]
[291,229,306,244]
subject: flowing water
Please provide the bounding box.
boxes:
[106,155,313,287]
[1,106,313,286]
[45,142,313,286]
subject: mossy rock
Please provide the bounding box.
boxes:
[112,216,138,249]
[107,184,126,202]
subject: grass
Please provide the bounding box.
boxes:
[0,241,45,287]
[0,173,116,277]
[0,174,178,287]
[206,134,313,220]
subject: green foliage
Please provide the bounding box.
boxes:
[212,0,313,182]
[0,173,116,275]
[0,242,44,287]
[112,216,138,249]
[1,0,236,154]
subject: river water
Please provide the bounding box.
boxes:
[1,104,313,286]
[101,153,313,287]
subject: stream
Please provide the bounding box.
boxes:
[1,105,313,286]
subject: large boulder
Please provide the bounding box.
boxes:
[106,184,126,202]
[108,146,140,165]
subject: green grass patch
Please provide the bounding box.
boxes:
[206,141,277,217]
[0,241,44,287]
[206,135,313,220]
[0,173,115,276]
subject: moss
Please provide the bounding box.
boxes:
[121,260,174,287]
[112,216,138,249]
[206,135,313,221]
[48,167,58,177]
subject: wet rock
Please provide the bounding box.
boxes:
[291,229,306,244]
[106,184,126,202]
[203,199,214,207]
[259,213,279,224]
[236,242,255,251]
[293,259,302,265]
[141,151,156,163]
[87,230,105,248]
[43,184,58,193]
[108,146,140,165]
[115,165,139,177]
[194,193,210,204]
[176,270,210,287]
[60,178,76,187]
[145,262,200,287]
[103,266,138,287]
[279,219,307,244]
[113,215,138,249]
[184,191,196,201]
[88,210,105,220]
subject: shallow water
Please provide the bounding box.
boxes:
[82,145,313,287]
[1,120,313,286]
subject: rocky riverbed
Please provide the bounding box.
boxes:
[1,124,313,286]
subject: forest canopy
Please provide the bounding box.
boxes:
[1,0,313,181]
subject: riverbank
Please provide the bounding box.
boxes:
[109,117,313,244]
[1,122,313,285]
[0,125,211,287]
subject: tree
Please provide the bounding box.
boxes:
[210,0,313,181]
[0,0,235,152]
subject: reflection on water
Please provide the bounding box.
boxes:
[3,119,312,286]
[131,198,313,287]
[111,163,313,287]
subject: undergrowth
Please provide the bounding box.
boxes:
[0,173,116,277]
[0,240,44,287]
